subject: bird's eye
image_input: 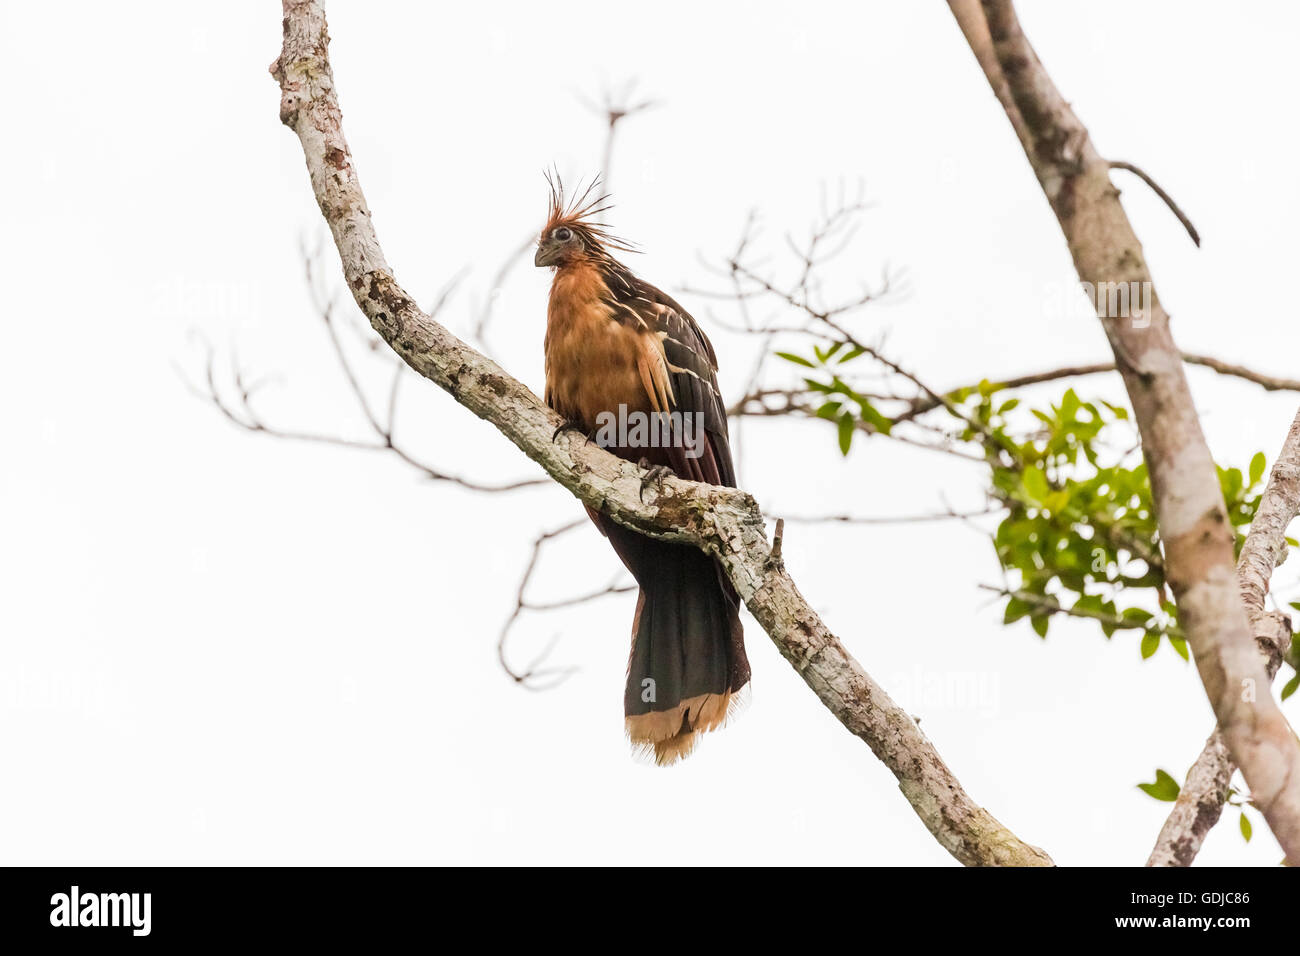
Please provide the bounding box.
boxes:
[553,227,573,242]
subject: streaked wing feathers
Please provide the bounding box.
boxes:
[598,262,735,487]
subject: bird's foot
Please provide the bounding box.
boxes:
[637,458,673,503]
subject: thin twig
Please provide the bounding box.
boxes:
[1108,160,1200,247]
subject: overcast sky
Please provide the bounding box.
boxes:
[2,1,1298,865]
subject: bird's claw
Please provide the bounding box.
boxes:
[552,421,585,443]
[637,459,673,503]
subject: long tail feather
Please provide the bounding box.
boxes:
[618,535,749,766]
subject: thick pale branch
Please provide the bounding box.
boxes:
[1238,411,1300,621]
[1146,611,1292,867]
[1148,408,1300,866]
[951,0,1300,862]
[271,0,1051,866]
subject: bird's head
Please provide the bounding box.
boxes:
[535,172,635,269]
[534,222,583,268]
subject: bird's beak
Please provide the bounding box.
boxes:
[534,243,556,268]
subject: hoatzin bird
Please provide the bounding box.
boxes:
[536,179,750,765]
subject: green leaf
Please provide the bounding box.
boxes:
[1282,673,1300,702]
[1003,598,1031,625]
[814,400,842,421]
[1022,467,1049,503]
[1044,490,1071,514]
[1240,812,1253,842]
[1031,614,1049,639]
[803,377,832,394]
[1221,467,1244,500]
[775,351,815,368]
[1168,636,1190,661]
[836,413,854,456]
[1140,631,1160,659]
[1073,594,1104,614]
[858,401,893,436]
[1250,451,1267,486]
[814,342,845,364]
[1137,769,1181,802]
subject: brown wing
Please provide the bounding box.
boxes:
[598,262,736,487]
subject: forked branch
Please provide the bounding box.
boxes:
[269,0,1051,866]
[950,0,1300,862]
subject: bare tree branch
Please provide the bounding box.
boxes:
[730,353,1300,448]
[181,253,548,494]
[1183,353,1300,394]
[580,78,657,190]
[951,0,1300,862]
[892,354,1300,424]
[1238,413,1300,623]
[496,518,635,690]
[470,235,531,353]
[705,197,1296,473]
[1107,160,1201,248]
[269,0,1052,866]
[778,505,999,526]
[710,231,1178,585]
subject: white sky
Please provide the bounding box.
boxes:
[2,1,1298,865]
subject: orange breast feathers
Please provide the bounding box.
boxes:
[543,260,674,430]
